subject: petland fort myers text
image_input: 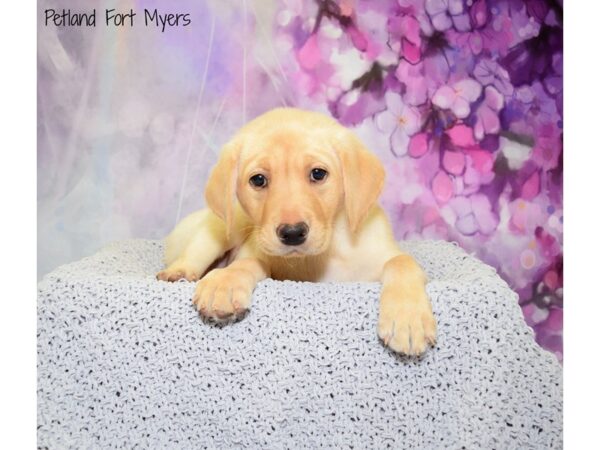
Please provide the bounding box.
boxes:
[44,9,191,32]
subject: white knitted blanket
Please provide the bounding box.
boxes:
[37,239,562,449]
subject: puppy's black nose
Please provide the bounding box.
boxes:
[277,222,309,246]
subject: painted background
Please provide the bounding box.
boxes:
[38,0,563,359]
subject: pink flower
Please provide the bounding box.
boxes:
[408,133,429,158]
[292,29,337,98]
[465,148,494,173]
[463,162,494,193]
[474,86,504,140]
[446,124,477,147]
[395,60,428,106]
[347,23,369,52]
[442,124,495,190]
[521,171,540,200]
[388,15,422,64]
[432,170,454,203]
[297,35,321,70]
[442,151,465,175]
[375,92,422,156]
[432,78,482,119]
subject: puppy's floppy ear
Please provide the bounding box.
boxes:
[204,139,241,238]
[335,130,386,233]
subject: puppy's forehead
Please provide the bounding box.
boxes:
[240,127,337,164]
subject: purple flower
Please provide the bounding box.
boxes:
[432,78,482,119]
[474,86,504,140]
[375,92,422,156]
[447,193,499,235]
[425,0,470,32]
[473,58,514,96]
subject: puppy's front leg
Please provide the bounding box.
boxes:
[378,254,437,355]
[193,256,269,320]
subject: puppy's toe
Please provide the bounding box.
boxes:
[408,322,427,356]
[377,315,395,346]
[422,312,437,346]
[389,323,411,355]
[157,263,201,282]
[211,287,235,319]
[157,269,183,282]
[193,281,214,315]
[231,288,252,313]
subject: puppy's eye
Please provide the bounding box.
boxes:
[249,174,268,188]
[310,168,328,182]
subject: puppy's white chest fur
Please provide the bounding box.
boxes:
[319,255,383,282]
[328,208,402,282]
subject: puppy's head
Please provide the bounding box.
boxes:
[205,108,385,257]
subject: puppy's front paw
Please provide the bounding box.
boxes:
[156,262,201,282]
[192,267,255,320]
[377,289,437,356]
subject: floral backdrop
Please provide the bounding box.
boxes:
[38,0,562,358]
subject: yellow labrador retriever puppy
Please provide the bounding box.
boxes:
[157,108,436,355]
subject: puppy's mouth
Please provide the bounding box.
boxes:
[281,248,307,257]
[261,245,313,258]
[257,236,329,258]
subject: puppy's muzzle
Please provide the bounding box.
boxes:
[276,222,309,246]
